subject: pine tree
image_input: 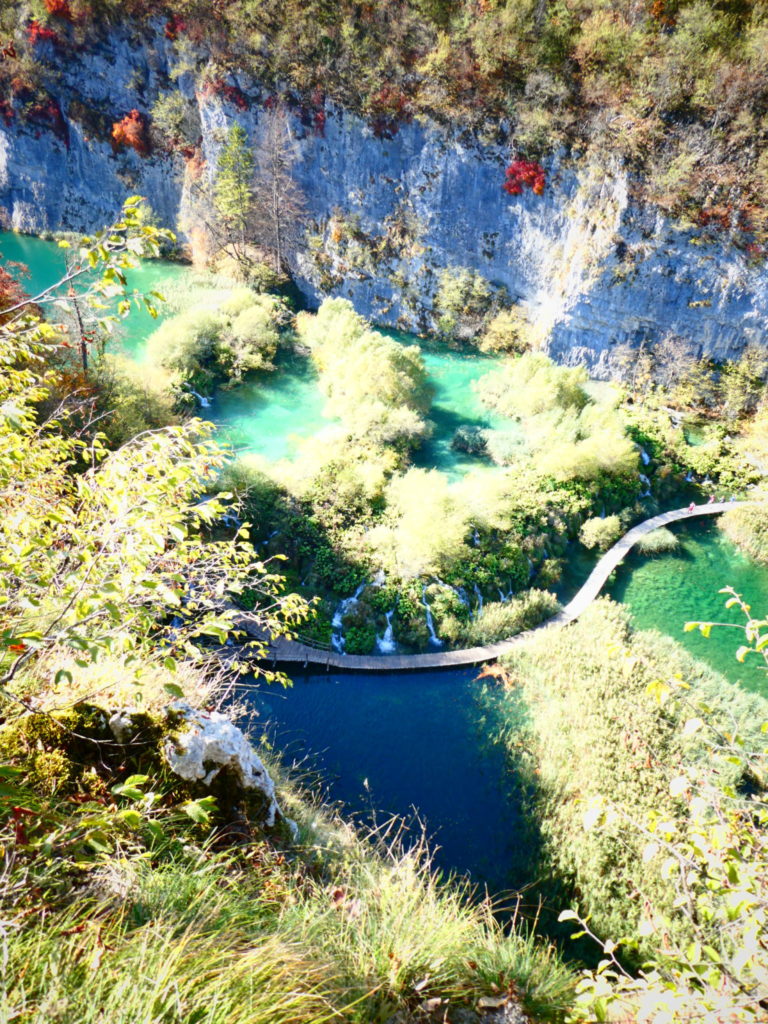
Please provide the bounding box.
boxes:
[214,123,255,253]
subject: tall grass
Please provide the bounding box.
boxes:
[634,526,679,556]
[2,875,336,1024]
[2,823,574,1024]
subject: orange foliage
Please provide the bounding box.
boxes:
[44,0,73,19]
[111,109,150,157]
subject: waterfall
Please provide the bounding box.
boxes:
[421,586,443,648]
[638,472,652,499]
[472,529,480,547]
[376,608,396,654]
[456,586,470,609]
[473,583,484,617]
[187,388,212,409]
[331,581,367,654]
[639,447,651,465]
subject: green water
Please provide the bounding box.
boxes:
[610,519,768,697]
[1,232,510,470]
[210,351,329,460]
[383,330,511,478]
[0,231,192,352]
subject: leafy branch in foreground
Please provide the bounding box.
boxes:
[0,203,310,711]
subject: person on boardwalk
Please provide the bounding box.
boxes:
[688,502,696,513]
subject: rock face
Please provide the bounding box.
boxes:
[1,27,766,371]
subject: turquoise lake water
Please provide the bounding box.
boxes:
[610,518,768,696]
[0,232,507,471]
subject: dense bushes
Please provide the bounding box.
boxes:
[579,514,622,551]
[635,525,680,555]
[443,589,559,647]
[146,288,285,394]
[476,353,638,483]
[296,298,432,451]
[491,600,767,952]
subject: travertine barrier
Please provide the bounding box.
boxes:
[240,502,754,672]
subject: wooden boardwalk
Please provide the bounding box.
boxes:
[240,501,754,673]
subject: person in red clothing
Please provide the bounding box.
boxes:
[688,502,696,513]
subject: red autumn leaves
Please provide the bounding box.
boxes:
[503,159,546,197]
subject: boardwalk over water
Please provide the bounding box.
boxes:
[241,502,754,673]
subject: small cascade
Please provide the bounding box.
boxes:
[187,388,212,409]
[456,586,471,609]
[472,529,480,547]
[526,556,535,580]
[685,471,695,483]
[638,472,652,499]
[331,581,367,654]
[639,447,651,466]
[422,586,443,648]
[376,608,397,654]
[473,583,484,616]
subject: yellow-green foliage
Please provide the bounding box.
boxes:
[477,353,638,481]
[91,354,179,448]
[579,514,622,551]
[635,526,679,556]
[296,298,432,450]
[442,589,559,647]
[364,467,470,577]
[146,289,283,392]
[433,266,499,342]
[477,352,588,419]
[719,502,768,564]
[493,600,768,950]
[479,307,533,354]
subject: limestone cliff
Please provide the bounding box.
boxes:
[1,27,765,372]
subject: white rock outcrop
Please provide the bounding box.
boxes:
[164,701,287,830]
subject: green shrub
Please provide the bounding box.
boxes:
[296,298,432,451]
[91,355,179,447]
[433,266,500,343]
[479,307,533,354]
[146,290,284,392]
[459,589,559,646]
[579,514,622,551]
